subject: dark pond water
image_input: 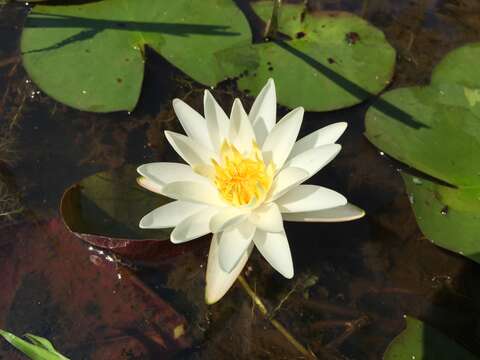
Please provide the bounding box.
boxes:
[1,0,480,359]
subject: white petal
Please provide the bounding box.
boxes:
[137,162,209,191]
[210,207,249,233]
[165,131,216,167]
[139,201,207,229]
[289,122,347,159]
[229,98,256,153]
[285,144,341,178]
[170,207,219,243]
[276,185,347,213]
[162,181,224,206]
[250,203,284,233]
[219,221,256,272]
[262,107,304,169]
[204,90,229,150]
[249,78,277,145]
[173,99,212,149]
[282,203,365,222]
[253,230,293,278]
[268,167,309,201]
[192,164,215,180]
[137,176,163,194]
[205,234,253,304]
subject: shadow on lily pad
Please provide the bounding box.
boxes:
[23,14,239,54]
[274,40,426,129]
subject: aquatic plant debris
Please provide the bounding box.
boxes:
[0,329,70,360]
[20,0,251,112]
[365,42,480,264]
[383,316,477,359]
[137,78,365,304]
[218,1,396,112]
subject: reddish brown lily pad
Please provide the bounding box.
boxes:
[0,218,192,359]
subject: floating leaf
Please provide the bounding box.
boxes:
[401,174,480,264]
[218,2,396,111]
[365,43,480,263]
[430,43,480,89]
[0,329,69,360]
[383,316,476,360]
[21,0,251,112]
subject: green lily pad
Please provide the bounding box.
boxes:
[21,0,251,112]
[218,2,396,112]
[402,174,480,264]
[431,43,480,89]
[383,316,477,360]
[365,43,480,263]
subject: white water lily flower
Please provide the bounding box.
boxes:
[137,79,365,304]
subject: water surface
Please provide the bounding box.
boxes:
[1,1,480,359]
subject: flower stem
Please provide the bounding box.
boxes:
[237,275,317,359]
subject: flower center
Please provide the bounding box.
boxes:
[212,141,274,207]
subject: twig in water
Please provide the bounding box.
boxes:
[326,315,370,349]
[0,183,23,226]
[237,275,318,359]
[0,55,19,69]
[297,298,360,318]
[0,207,23,217]
[270,274,318,318]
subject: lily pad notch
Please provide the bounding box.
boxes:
[21,0,396,113]
[365,42,480,264]
[21,0,252,112]
[218,1,396,112]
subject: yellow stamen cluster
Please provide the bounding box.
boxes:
[213,141,274,207]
